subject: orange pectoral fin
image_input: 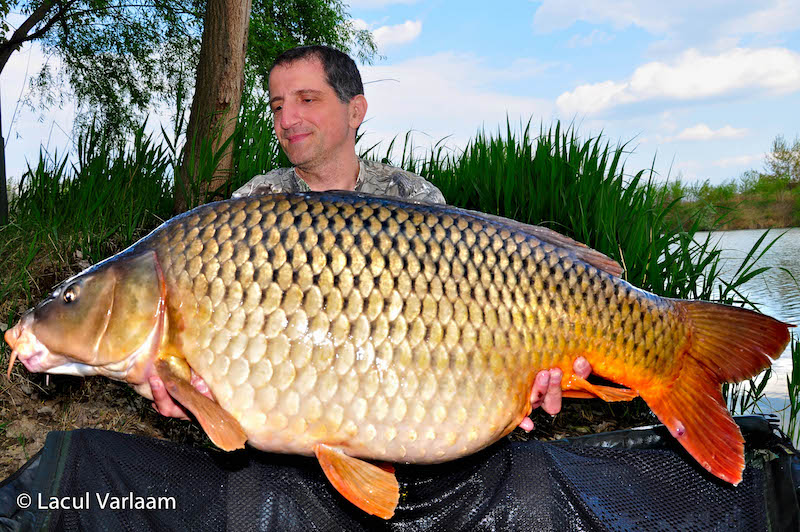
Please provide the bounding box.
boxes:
[314,444,400,520]
[563,375,639,402]
[155,358,247,451]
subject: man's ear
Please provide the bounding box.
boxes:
[348,94,368,129]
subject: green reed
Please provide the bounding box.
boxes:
[0,120,174,321]
[13,121,173,259]
[786,338,800,443]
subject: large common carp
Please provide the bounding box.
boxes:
[4,192,791,518]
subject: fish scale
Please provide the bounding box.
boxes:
[5,191,790,518]
[141,194,671,462]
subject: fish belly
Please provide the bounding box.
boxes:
[145,193,681,463]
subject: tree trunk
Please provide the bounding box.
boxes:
[1,91,7,227]
[175,0,253,212]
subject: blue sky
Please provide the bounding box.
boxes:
[3,1,800,186]
[349,0,800,185]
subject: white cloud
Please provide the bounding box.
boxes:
[567,29,614,48]
[722,0,800,35]
[373,20,422,49]
[351,18,369,31]
[556,47,800,115]
[713,154,761,168]
[533,1,800,53]
[532,0,689,34]
[359,53,553,155]
[673,124,748,141]
[352,19,422,50]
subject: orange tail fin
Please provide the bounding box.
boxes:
[640,301,791,485]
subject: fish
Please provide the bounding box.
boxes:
[4,191,791,519]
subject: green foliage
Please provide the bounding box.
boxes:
[737,169,763,195]
[693,179,738,204]
[662,177,687,204]
[247,0,377,91]
[766,134,800,182]
[4,0,375,138]
[11,119,173,264]
[753,175,792,199]
[14,0,203,136]
[654,165,800,230]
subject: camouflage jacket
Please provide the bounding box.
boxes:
[232,158,446,204]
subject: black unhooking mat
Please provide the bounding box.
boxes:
[1,416,798,531]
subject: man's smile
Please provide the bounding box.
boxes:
[286,132,311,144]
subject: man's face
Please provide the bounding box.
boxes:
[268,58,363,169]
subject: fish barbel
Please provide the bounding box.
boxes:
[4,191,791,518]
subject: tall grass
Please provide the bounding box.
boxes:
[786,338,800,443]
[14,122,173,259]
[1,122,173,319]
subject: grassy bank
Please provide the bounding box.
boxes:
[662,174,800,231]
[1,113,796,479]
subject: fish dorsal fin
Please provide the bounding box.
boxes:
[464,210,624,277]
[314,444,400,519]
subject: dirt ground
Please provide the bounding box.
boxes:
[0,369,211,480]
[0,359,653,481]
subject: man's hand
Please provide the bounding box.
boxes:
[149,373,213,420]
[518,357,592,432]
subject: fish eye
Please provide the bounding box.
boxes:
[63,285,80,304]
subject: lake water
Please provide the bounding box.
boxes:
[694,227,800,437]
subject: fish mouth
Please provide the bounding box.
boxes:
[5,313,71,378]
[4,308,163,384]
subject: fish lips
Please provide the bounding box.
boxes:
[5,313,80,378]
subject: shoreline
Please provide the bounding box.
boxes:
[669,196,798,231]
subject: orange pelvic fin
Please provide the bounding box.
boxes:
[155,358,247,451]
[641,301,792,485]
[314,443,400,520]
[562,375,638,401]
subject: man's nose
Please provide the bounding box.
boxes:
[278,102,301,130]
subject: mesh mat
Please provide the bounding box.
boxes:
[1,417,797,531]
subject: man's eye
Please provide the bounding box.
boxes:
[271,105,282,112]
[303,98,313,103]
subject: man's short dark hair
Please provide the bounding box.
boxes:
[270,45,364,103]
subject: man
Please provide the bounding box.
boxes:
[232,45,444,203]
[150,45,592,430]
